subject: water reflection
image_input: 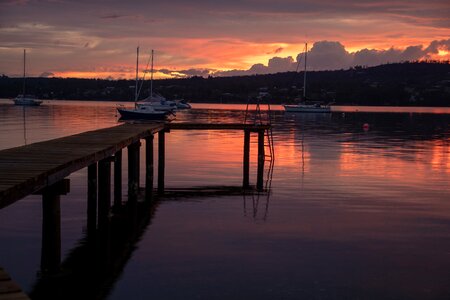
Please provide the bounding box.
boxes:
[30,197,160,300]
[29,184,268,300]
[0,101,450,299]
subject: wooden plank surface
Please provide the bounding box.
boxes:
[0,268,30,300]
[0,123,164,209]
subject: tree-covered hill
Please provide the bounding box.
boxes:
[1,61,449,106]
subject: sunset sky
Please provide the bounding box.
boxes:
[0,0,449,79]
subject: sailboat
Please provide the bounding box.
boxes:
[283,43,331,113]
[13,49,42,106]
[137,50,178,112]
[117,48,171,121]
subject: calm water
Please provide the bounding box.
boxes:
[0,100,450,299]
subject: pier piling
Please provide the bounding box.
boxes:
[114,150,122,207]
[243,130,250,188]
[158,130,165,195]
[98,158,111,229]
[127,141,141,200]
[39,179,69,275]
[87,163,98,235]
[145,135,154,199]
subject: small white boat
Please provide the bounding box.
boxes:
[13,50,42,106]
[137,101,177,112]
[117,105,169,120]
[175,99,192,109]
[284,102,331,113]
[14,94,42,106]
[137,96,177,112]
[137,52,184,112]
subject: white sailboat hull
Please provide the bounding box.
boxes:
[117,106,169,120]
[137,101,177,112]
[13,95,42,106]
[284,104,331,113]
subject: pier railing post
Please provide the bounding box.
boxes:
[257,129,265,190]
[114,149,122,207]
[243,129,250,188]
[87,163,97,236]
[145,135,154,200]
[127,141,141,200]
[158,130,165,195]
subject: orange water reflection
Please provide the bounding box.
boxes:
[340,138,450,180]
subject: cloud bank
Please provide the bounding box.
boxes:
[160,39,450,78]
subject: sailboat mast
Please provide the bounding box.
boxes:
[135,47,139,102]
[150,49,154,99]
[303,43,307,100]
[22,49,26,96]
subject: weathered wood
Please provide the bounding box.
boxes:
[87,163,97,234]
[243,130,250,188]
[145,135,154,199]
[0,293,30,300]
[34,179,70,195]
[113,150,122,206]
[0,268,10,281]
[98,158,111,230]
[41,182,62,275]
[257,130,265,190]
[0,123,164,209]
[158,130,165,195]
[127,142,140,199]
[0,266,30,299]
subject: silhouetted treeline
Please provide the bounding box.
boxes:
[1,61,449,106]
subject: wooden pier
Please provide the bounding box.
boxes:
[0,121,271,298]
[0,122,270,209]
[0,267,30,300]
[0,123,163,209]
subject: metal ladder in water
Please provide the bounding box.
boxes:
[244,97,275,189]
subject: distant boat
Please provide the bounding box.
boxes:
[13,50,42,106]
[117,105,169,120]
[117,47,173,121]
[138,93,177,112]
[284,102,331,113]
[175,99,192,109]
[139,96,191,111]
[138,51,190,111]
[283,43,331,113]
[14,94,42,106]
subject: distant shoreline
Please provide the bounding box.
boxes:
[2,99,450,114]
[1,62,449,107]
